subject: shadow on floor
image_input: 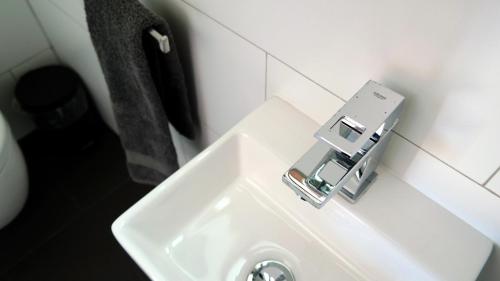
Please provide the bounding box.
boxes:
[0,128,152,281]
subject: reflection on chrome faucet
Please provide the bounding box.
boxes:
[282,81,404,208]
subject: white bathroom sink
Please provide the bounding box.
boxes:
[112,98,492,281]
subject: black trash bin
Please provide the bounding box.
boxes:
[15,66,104,152]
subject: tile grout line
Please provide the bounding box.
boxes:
[393,131,500,199]
[178,0,268,53]
[267,54,348,102]
[5,48,54,79]
[264,53,268,101]
[7,71,16,84]
[47,0,88,31]
[0,47,53,79]
[178,0,349,102]
[26,0,61,62]
[483,165,500,188]
[482,185,500,200]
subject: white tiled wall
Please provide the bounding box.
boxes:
[268,55,500,242]
[179,0,500,186]
[10,49,59,81]
[48,0,86,29]
[30,0,500,279]
[0,0,58,138]
[0,0,50,74]
[268,52,500,228]
[266,56,345,124]
[154,0,266,136]
[486,171,500,195]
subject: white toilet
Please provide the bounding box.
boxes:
[0,111,28,229]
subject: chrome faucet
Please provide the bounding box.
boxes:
[282,81,404,208]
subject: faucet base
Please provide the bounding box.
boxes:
[339,172,377,203]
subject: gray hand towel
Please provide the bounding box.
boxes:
[85,0,195,185]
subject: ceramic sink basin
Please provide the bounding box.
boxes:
[112,98,492,281]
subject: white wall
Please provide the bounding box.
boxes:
[30,0,500,279]
[178,0,500,186]
[0,0,59,138]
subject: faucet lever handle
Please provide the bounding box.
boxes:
[315,81,404,157]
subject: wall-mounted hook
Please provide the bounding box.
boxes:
[149,29,170,54]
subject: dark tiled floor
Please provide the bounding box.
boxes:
[0,128,152,281]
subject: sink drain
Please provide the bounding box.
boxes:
[247,260,295,281]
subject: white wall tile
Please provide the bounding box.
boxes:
[0,73,35,139]
[486,170,500,197]
[266,56,500,247]
[11,49,60,80]
[0,0,49,73]
[48,0,87,30]
[382,134,500,244]
[30,0,117,132]
[150,0,266,136]
[266,55,343,125]
[178,0,500,184]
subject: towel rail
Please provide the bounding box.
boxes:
[149,29,170,54]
